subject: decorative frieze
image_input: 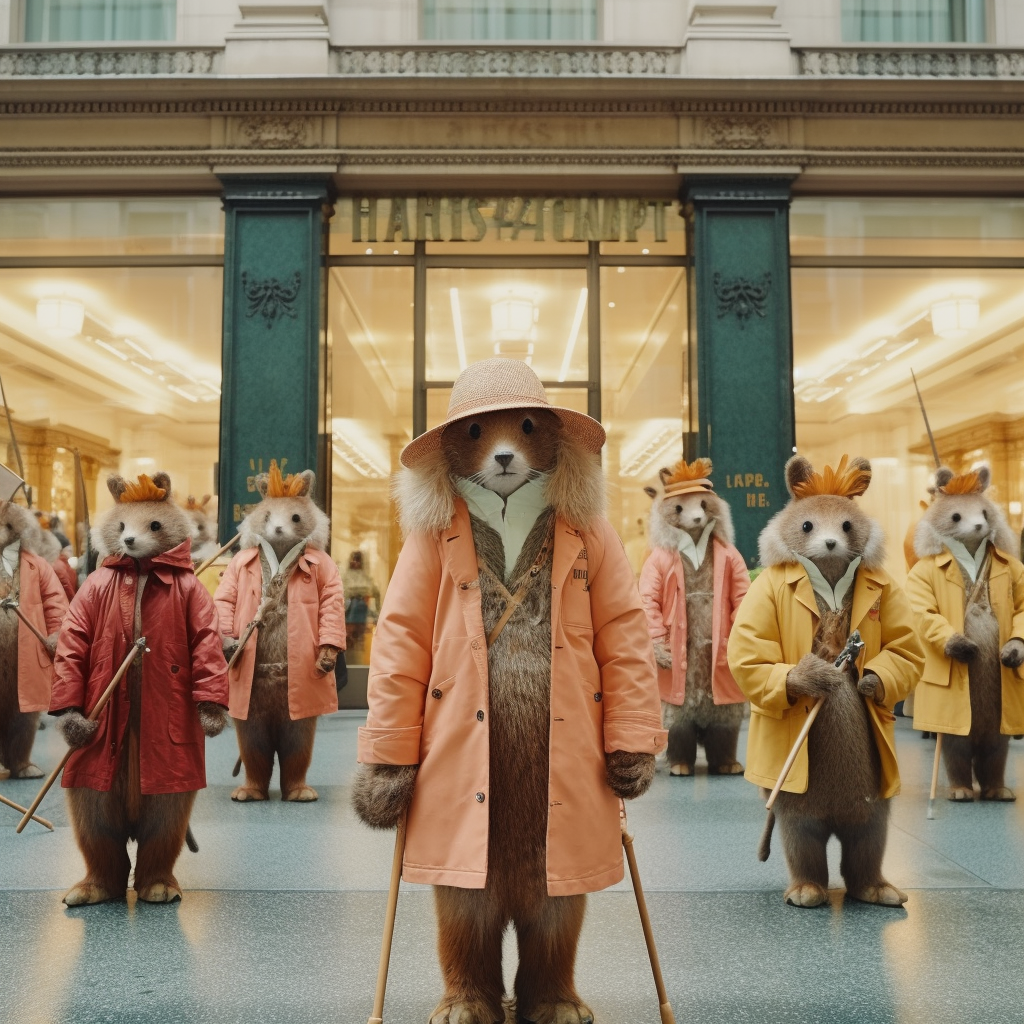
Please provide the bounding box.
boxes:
[800,48,1024,78]
[0,48,221,77]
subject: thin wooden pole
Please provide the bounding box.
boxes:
[1,598,50,650]
[194,534,240,578]
[0,791,53,831]
[16,637,146,834]
[368,814,407,1024]
[927,732,944,820]
[621,811,675,1024]
[766,698,823,811]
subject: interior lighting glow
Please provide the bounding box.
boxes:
[449,288,468,373]
[130,361,154,376]
[94,339,128,361]
[1010,501,1023,516]
[558,288,588,383]
[861,338,889,357]
[123,337,152,359]
[814,387,843,403]
[36,297,85,338]
[491,296,536,343]
[930,298,980,338]
[167,384,199,403]
[164,362,198,383]
[885,339,919,361]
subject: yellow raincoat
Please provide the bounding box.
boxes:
[727,563,923,798]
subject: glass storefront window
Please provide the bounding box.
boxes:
[841,0,985,44]
[24,0,176,42]
[421,0,598,40]
[426,384,588,430]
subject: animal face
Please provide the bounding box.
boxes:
[249,496,319,559]
[925,466,996,555]
[646,491,714,539]
[0,501,38,552]
[185,495,215,548]
[441,407,561,498]
[96,472,191,560]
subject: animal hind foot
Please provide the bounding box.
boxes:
[668,763,692,776]
[709,761,744,775]
[784,882,829,908]
[283,785,318,802]
[63,882,119,906]
[428,999,504,1024]
[848,883,908,907]
[517,1001,594,1024]
[948,786,975,802]
[9,763,43,779]
[137,881,183,904]
[980,787,1016,802]
[231,785,269,802]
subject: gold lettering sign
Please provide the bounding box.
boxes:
[725,470,771,511]
[350,197,672,244]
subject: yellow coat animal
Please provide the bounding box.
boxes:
[728,563,922,798]
[907,547,1024,736]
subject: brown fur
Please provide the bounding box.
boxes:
[351,764,418,828]
[758,456,905,908]
[93,473,191,561]
[184,494,219,564]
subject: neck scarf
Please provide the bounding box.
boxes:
[678,520,716,570]
[259,537,305,581]
[793,552,862,613]
[1,540,20,579]
[943,535,989,584]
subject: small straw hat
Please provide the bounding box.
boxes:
[400,358,606,468]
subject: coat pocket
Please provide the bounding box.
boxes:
[165,643,199,745]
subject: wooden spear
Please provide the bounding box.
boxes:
[195,534,240,578]
[367,813,407,1024]
[16,636,147,833]
[0,597,51,653]
[0,791,54,831]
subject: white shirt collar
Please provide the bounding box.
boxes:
[259,537,305,580]
[943,536,989,584]
[792,552,861,614]
[678,520,716,570]
[2,540,20,578]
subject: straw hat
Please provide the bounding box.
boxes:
[400,358,606,468]
[661,457,715,498]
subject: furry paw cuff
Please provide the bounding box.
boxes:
[55,710,98,750]
[605,750,656,800]
[352,763,418,830]
[197,702,228,737]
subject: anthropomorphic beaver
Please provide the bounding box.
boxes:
[906,466,1024,801]
[214,462,345,803]
[51,473,229,906]
[352,358,666,1024]
[728,455,923,908]
[0,501,67,778]
[33,510,77,601]
[640,458,750,776]
[184,494,219,566]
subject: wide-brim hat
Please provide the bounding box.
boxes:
[400,357,606,468]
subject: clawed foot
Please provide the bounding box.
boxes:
[9,763,44,779]
[709,761,744,775]
[137,881,182,904]
[949,786,975,802]
[429,999,504,1024]
[283,785,318,802]
[848,883,908,907]
[980,787,1016,802]
[63,882,119,906]
[231,785,269,802]
[784,882,829,908]
[518,1001,594,1024]
[668,763,692,776]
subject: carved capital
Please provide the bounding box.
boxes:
[713,272,772,327]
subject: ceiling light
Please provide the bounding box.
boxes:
[608,302,616,308]
[862,338,889,357]
[930,298,980,339]
[123,337,151,359]
[617,267,625,274]
[885,338,919,361]
[36,297,85,338]
[558,288,588,383]
[491,296,536,344]
[94,339,128,361]
[130,361,154,376]
[365,248,373,255]
[641,248,650,255]
[858,362,881,377]
[167,384,198,403]
[450,287,468,373]
[814,387,842,403]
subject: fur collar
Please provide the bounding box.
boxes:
[647,500,735,552]
[394,434,606,537]
[914,512,1017,562]
[758,512,887,573]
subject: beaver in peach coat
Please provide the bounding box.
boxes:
[352,359,666,1024]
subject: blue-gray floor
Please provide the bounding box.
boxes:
[1,714,1022,1024]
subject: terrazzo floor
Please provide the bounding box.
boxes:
[1,713,1022,1024]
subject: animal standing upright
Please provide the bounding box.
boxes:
[907,466,1024,801]
[728,455,923,908]
[640,458,750,776]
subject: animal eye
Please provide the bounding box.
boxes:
[700,500,708,511]
[150,521,161,532]
[469,423,481,440]
[982,509,989,520]
[291,514,301,523]
[522,418,533,434]
[118,522,125,532]
[802,521,813,533]
[675,505,683,514]
[842,521,852,533]
[952,513,961,523]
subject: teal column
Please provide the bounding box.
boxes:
[686,177,795,568]
[218,177,332,544]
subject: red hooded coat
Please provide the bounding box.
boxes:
[50,539,229,795]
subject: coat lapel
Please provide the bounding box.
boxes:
[551,518,582,592]
[442,500,488,687]
[851,567,886,633]
[785,562,820,622]
[937,551,964,592]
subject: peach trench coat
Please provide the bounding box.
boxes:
[10,552,68,712]
[214,547,346,721]
[358,499,667,896]
[906,547,1024,736]
[727,563,923,798]
[638,539,750,706]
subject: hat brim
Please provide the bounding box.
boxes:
[400,399,606,468]
[663,480,714,497]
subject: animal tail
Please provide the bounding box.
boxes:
[757,809,775,863]
[185,825,199,854]
[232,757,242,778]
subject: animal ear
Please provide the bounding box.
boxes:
[107,475,127,501]
[784,456,815,498]
[658,467,672,486]
[201,494,212,508]
[977,465,991,491]
[151,472,172,499]
[849,456,872,495]
[296,470,316,497]
[643,486,658,499]
[934,467,954,489]
[254,473,269,498]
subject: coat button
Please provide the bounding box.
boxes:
[594,692,602,702]
[475,792,485,803]
[471,640,480,650]
[476,710,484,721]
[431,689,442,699]
[125,576,133,586]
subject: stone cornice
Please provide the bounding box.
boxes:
[0,46,222,76]
[799,47,1024,79]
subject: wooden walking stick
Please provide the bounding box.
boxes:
[0,792,53,830]
[368,812,408,1024]
[927,733,944,820]
[620,803,675,1024]
[195,534,240,578]
[16,636,147,834]
[766,630,865,811]
[1,596,51,652]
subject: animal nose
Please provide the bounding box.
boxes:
[275,526,283,535]
[825,539,836,551]
[975,523,983,531]
[124,537,135,547]
[495,453,513,469]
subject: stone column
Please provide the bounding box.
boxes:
[685,177,795,567]
[218,176,333,545]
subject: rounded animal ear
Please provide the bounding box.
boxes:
[657,467,672,486]
[784,456,814,498]
[643,486,658,500]
[107,475,127,501]
[254,473,270,498]
[977,466,991,491]
[849,456,872,495]
[296,470,316,497]
[934,467,954,489]
[151,472,172,499]
[201,494,212,508]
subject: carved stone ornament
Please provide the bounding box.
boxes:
[241,271,301,328]
[713,272,771,327]
[238,115,315,149]
[799,48,1024,79]
[0,48,220,76]
[703,115,781,149]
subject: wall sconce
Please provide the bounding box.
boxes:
[930,298,980,339]
[36,297,85,338]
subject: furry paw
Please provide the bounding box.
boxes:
[944,633,979,663]
[949,786,975,802]
[63,882,118,906]
[221,635,239,659]
[55,710,98,750]
[351,763,418,829]
[857,671,885,703]
[980,787,1016,802]
[314,644,339,676]
[669,762,693,776]
[784,882,829,908]
[653,639,672,669]
[605,750,656,799]
[848,883,908,907]
[709,761,744,775]
[786,654,844,701]
[0,764,9,781]
[197,702,228,737]
[429,999,504,1024]
[43,632,58,659]
[518,1001,594,1024]
[1000,637,1024,669]
[283,785,318,802]
[231,785,268,802]
[137,882,182,904]
[9,763,43,779]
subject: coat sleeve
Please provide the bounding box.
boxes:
[727,546,751,627]
[50,579,97,713]
[357,531,441,765]
[905,561,955,654]
[863,582,924,708]
[726,568,793,716]
[213,556,240,637]
[186,578,230,707]
[37,557,70,633]
[316,555,347,650]
[638,552,668,641]
[590,522,667,755]
[1010,558,1024,642]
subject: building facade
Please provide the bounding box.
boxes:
[2,0,1024,681]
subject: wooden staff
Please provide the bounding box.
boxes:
[195,534,240,578]
[766,630,865,811]
[368,813,407,1024]
[0,792,53,831]
[927,733,944,820]
[620,806,675,1024]
[16,636,147,834]
[0,597,50,651]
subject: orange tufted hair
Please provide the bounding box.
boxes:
[791,455,871,500]
[119,474,167,503]
[266,460,305,498]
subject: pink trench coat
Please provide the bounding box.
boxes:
[638,541,750,706]
[358,499,667,896]
[12,551,68,712]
